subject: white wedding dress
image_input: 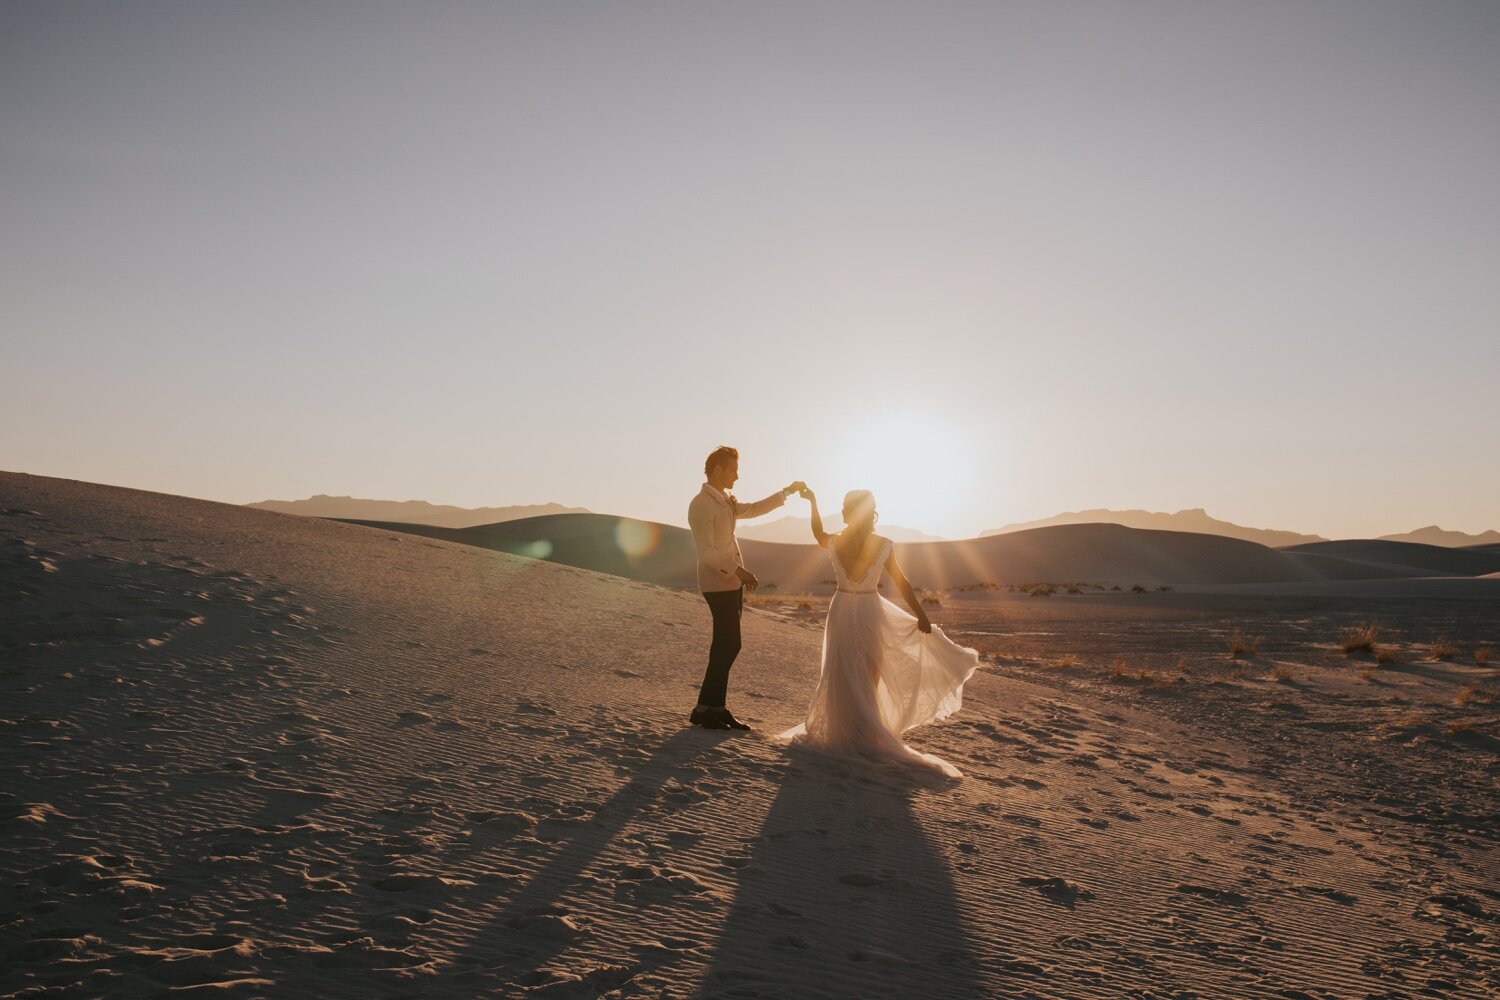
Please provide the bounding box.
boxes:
[777,535,980,778]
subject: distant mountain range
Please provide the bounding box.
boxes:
[983,508,1325,548]
[737,516,947,545]
[1377,526,1500,547]
[248,494,588,528]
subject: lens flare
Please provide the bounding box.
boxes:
[519,539,553,560]
[615,518,660,559]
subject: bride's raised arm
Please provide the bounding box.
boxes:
[884,550,933,633]
[802,489,830,548]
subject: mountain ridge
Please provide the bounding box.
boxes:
[248,494,588,529]
[737,515,947,545]
[1377,525,1500,547]
[983,507,1324,548]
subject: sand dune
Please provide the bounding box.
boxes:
[1282,539,1500,578]
[4,472,1496,998]
[347,512,1445,593]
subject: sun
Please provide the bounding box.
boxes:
[826,411,975,537]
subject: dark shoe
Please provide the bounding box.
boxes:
[719,709,752,731]
[690,706,731,730]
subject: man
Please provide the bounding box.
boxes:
[688,445,805,731]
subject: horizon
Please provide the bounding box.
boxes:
[4,2,1498,539]
[243,484,1499,541]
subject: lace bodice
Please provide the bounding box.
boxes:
[830,535,892,594]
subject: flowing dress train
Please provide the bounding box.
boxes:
[778,536,980,778]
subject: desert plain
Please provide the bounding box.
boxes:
[3,472,1497,998]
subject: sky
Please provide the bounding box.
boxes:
[3,1,1497,540]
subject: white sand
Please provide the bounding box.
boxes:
[3,472,1496,998]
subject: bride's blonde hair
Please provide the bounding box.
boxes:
[840,490,878,551]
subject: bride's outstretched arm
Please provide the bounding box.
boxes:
[885,553,933,633]
[803,489,830,548]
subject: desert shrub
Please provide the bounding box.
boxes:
[1065,585,1081,595]
[1375,646,1398,664]
[1455,685,1496,706]
[1341,621,1381,656]
[1110,585,1122,592]
[1273,665,1293,683]
[1130,584,1147,594]
[1430,638,1456,661]
[1157,585,1174,592]
[1476,647,1492,666]
[1228,629,1259,659]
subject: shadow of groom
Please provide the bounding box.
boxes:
[446,727,738,989]
[694,745,987,998]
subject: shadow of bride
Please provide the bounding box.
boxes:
[694,743,987,998]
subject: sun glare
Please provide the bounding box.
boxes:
[828,412,975,537]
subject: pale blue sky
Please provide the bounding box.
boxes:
[4,2,1497,539]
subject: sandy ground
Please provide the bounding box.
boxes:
[3,472,1497,998]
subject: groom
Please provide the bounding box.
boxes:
[688,445,805,731]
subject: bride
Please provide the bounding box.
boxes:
[777,488,980,778]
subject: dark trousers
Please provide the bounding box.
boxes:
[697,587,744,707]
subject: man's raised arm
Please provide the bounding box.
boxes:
[734,481,804,520]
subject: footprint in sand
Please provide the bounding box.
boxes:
[1019,876,1095,909]
[1176,884,1249,907]
[504,904,586,940]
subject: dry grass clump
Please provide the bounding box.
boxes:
[1111,659,1128,680]
[1272,665,1294,683]
[1476,647,1492,666]
[1446,720,1477,735]
[1049,654,1078,670]
[1430,637,1457,661]
[1021,582,1057,598]
[745,592,818,610]
[1227,629,1260,659]
[1455,685,1497,706]
[1375,646,1399,665]
[1340,621,1381,656]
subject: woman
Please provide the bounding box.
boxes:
[777,488,980,778]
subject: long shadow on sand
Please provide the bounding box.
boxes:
[448,728,735,988]
[694,746,986,998]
